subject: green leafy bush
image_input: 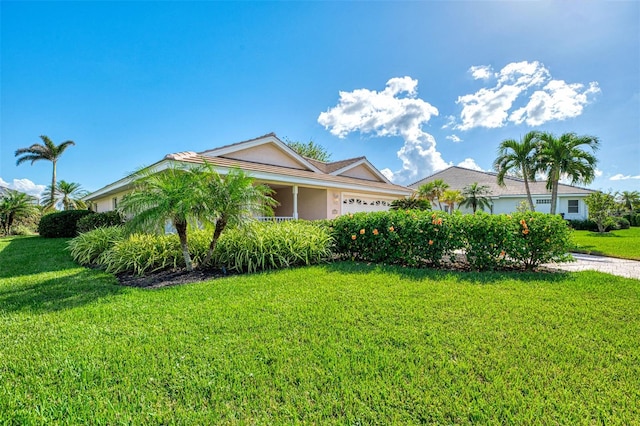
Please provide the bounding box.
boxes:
[71,221,333,276]
[76,211,125,233]
[331,210,462,267]
[613,217,631,230]
[68,226,126,265]
[459,212,518,270]
[38,210,93,238]
[508,212,574,269]
[389,197,431,211]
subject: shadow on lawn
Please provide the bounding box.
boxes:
[0,236,126,313]
[322,260,571,285]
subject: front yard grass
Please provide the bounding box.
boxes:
[1,236,639,424]
[572,226,640,260]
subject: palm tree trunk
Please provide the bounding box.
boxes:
[174,221,193,271]
[50,160,57,208]
[550,178,559,215]
[523,176,535,211]
[203,218,227,266]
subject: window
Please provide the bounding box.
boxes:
[568,200,579,214]
[536,199,551,205]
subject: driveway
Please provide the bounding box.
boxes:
[544,253,640,280]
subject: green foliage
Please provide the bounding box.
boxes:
[494,131,540,211]
[76,211,125,234]
[567,219,602,232]
[622,213,640,227]
[389,197,431,211]
[584,191,617,233]
[38,209,93,238]
[68,226,126,265]
[211,221,333,273]
[613,216,630,230]
[41,180,89,210]
[285,138,331,162]
[331,210,573,270]
[70,221,332,275]
[0,189,39,235]
[331,210,462,267]
[460,182,493,213]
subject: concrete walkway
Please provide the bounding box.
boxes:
[544,253,640,280]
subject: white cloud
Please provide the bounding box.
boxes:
[456,61,599,130]
[0,177,47,199]
[469,65,493,80]
[610,174,640,181]
[441,115,456,129]
[318,76,449,183]
[457,158,484,171]
[594,169,603,178]
[446,134,462,143]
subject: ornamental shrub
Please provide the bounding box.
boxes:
[331,210,463,267]
[459,212,519,271]
[613,217,630,230]
[68,226,126,265]
[76,211,125,233]
[38,210,94,238]
[508,212,573,269]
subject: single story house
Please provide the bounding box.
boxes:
[84,133,413,220]
[409,166,595,220]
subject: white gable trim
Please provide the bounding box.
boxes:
[199,134,323,174]
[330,158,392,183]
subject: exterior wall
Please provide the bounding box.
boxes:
[298,187,327,221]
[93,190,130,213]
[326,190,341,220]
[557,195,588,220]
[340,165,379,181]
[219,144,307,170]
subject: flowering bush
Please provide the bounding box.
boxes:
[330,210,573,271]
[331,210,462,266]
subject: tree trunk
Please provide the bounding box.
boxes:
[523,176,535,211]
[174,221,193,271]
[50,160,57,208]
[203,217,227,266]
[550,175,559,215]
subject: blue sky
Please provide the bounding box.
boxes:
[1,1,639,199]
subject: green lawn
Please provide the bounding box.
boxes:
[572,226,640,260]
[1,236,639,424]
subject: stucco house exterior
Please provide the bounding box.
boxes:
[409,166,595,220]
[84,133,412,220]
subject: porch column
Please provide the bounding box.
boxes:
[292,185,299,219]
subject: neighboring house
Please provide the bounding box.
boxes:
[84,133,412,220]
[409,166,595,220]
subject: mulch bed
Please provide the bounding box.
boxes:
[116,268,232,289]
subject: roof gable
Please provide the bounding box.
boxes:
[198,133,321,172]
[332,159,389,183]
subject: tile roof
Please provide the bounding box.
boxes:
[305,156,366,174]
[170,152,410,193]
[409,166,594,197]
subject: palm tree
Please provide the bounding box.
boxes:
[14,135,76,209]
[200,165,277,266]
[440,189,465,213]
[460,182,493,213]
[118,164,203,271]
[617,190,640,212]
[418,179,449,210]
[536,132,600,215]
[42,180,89,210]
[494,131,541,211]
[0,190,39,235]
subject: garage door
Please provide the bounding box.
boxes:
[342,194,394,214]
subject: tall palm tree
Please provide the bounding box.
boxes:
[44,180,89,210]
[118,164,204,271]
[15,135,76,209]
[617,190,640,212]
[536,132,599,215]
[440,189,465,213]
[460,182,493,213]
[494,131,541,211]
[0,190,39,235]
[418,179,449,210]
[199,165,277,266]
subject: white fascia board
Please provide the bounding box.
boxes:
[200,135,323,174]
[82,159,175,201]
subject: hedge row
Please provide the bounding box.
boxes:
[330,210,573,270]
[567,217,631,232]
[39,210,124,238]
[69,221,333,275]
